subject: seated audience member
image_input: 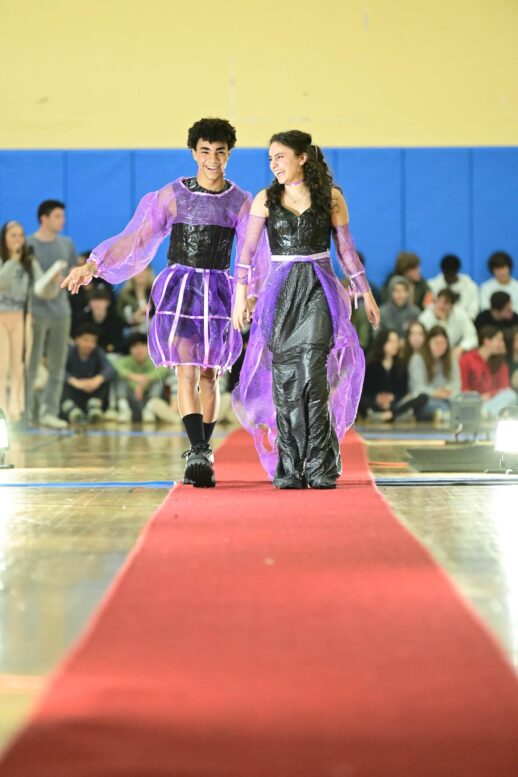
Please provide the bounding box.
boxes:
[69,250,115,333]
[73,287,125,354]
[116,333,178,424]
[419,288,477,356]
[408,325,461,421]
[117,268,154,336]
[379,276,421,338]
[480,251,518,312]
[61,323,116,423]
[359,328,427,422]
[384,252,433,309]
[401,320,427,365]
[474,291,518,333]
[428,254,479,320]
[506,328,518,391]
[459,326,518,418]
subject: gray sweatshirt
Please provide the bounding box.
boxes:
[0,258,57,314]
[27,234,77,320]
[408,352,461,396]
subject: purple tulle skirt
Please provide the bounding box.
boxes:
[148,265,242,371]
[232,254,365,479]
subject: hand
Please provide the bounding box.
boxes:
[375,392,394,410]
[363,291,381,328]
[131,308,146,324]
[232,288,251,330]
[61,263,95,294]
[134,384,144,402]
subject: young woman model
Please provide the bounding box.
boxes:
[232,130,380,489]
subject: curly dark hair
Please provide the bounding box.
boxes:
[187,118,237,150]
[0,221,34,277]
[265,130,338,220]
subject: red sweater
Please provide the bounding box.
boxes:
[459,350,510,396]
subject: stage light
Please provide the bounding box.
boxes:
[495,406,518,456]
[0,409,13,469]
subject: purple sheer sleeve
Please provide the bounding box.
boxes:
[89,187,174,284]
[332,224,371,303]
[235,214,269,298]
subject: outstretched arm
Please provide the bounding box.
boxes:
[331,189,380,328]
[62,187,174,294]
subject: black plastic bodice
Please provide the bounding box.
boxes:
[167,224,235,270]
[167,178,235,270]
[267,204,331,255]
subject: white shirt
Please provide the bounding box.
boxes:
[428,273,479,320]
[419,305,478,351]
[479,277,518,312]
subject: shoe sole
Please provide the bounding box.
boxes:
[184,460,216,488]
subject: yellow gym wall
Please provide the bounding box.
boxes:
[1,0,517,148]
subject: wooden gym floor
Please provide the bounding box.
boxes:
[0,421,517,750]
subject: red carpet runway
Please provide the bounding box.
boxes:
[1,430,518,776]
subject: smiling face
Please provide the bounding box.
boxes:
[192,139,230,186]
[4,222,25,256]
[269,142,306,185]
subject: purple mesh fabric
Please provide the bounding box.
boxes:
[333,223,370,300]
[148,264,241,370]
[234,214,270,298]
[232,252,365,479]
[90,178,251,370]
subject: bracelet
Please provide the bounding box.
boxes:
[86,259,98,277]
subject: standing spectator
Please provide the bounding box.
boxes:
[401,320,427,365]
[0,221,57,424]
[408,325,461,421]
[61,323,116,423]
[379,276,421,338]
[428,254,479,320]
[26,200,78,428]
[459,326,517,418]
[384,252,433,309]
[480,251,518,312]
[506,327,518,391]
[359,328,427,421]
[419,288,478,356]
[474,291,518,333]
[115,333,177,424]
[117,268,154,337]
[73,287,125,354]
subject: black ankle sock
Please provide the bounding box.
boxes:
[203,421,216,443]
[182,413,205,447]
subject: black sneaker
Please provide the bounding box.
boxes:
[182,443,216,488]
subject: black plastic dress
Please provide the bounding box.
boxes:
[266,204,340,489]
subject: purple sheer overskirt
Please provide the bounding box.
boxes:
[232,254,365,479]
[148,265,242,370]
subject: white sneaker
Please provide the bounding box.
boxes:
[40,414,68,430]
[145,397,179,424]
[142,404,157,424]
[117,399,132,424]
[103,408,118,422]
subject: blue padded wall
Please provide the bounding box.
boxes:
[0,148,517,286]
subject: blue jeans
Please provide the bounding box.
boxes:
[415,397,450,421]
